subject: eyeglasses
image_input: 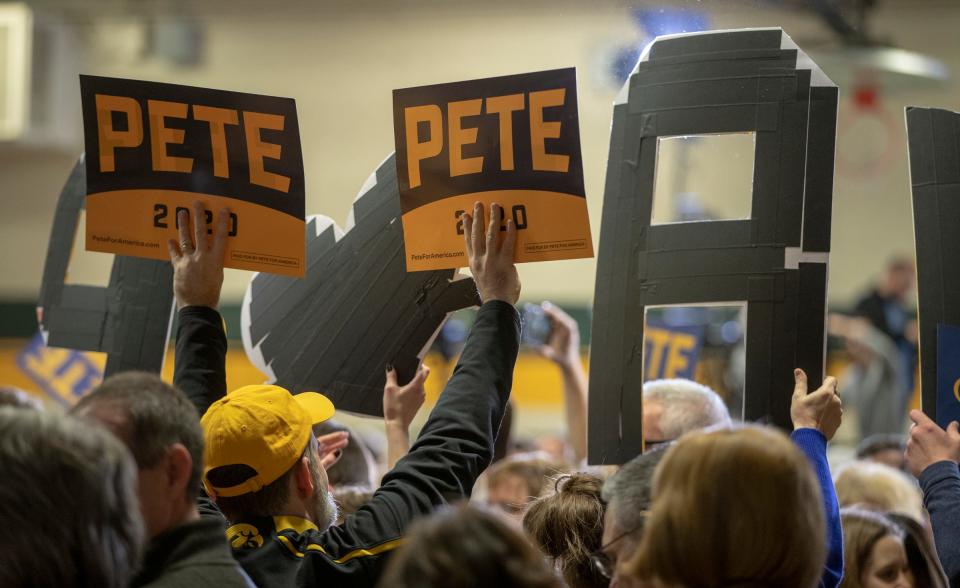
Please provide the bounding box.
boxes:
[589,515,647,580]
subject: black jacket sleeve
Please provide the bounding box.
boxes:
[920,460,960,586]
[173,306,228,418]
[317,300,520,566]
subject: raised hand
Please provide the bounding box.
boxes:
[461,202,520,305]
[167,201,230,310]
[317,431,350,470]
[384,364,431,469]
[538,302,580,368]
[906,409,960,478]
[384,364,430,430]
[791,369,843,441]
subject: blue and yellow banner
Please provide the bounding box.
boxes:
[643,322,705,381]
[936,324,960,429]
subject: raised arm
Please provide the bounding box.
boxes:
[790,369,844,588]
[168,202,230,417]
[538,302,588,464]
[383,364,429,470]
[323,202,521,561]
[906,409,960,584]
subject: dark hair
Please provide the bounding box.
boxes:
[0,407,143,588]
[523,473,607,588]
[73,372,204,500]
[601,442,670,535]
[315,420,374,487]
[886,512,949,588]
[378,504,561,588]
[209,441,318,520]
[856,434,907,460]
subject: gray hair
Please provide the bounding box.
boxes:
[601,443,671,536]
[643,379,732,440]
[73,371,205,501]
[0,407,143,588]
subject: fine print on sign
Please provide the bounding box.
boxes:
[79,75,306,277]
[393,68,594,271]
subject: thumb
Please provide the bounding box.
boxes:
[385,364,398,388]
[948,421,960,438]
[909,409,933,428]
[793,368,808,399]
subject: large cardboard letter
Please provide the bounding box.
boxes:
[38,156,175,377]
[241,153,479,416]
[589,29,838,464]
[906,107,960,429]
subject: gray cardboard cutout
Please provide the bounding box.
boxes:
[588,28,838,464]
[38,155,175,376]
[241,153,479,417]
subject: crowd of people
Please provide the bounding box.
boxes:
[2,201,960,588]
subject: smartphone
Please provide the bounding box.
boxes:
[521,303,552,348]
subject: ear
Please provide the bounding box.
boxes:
[165,443,194,496]
[294,456,315,500]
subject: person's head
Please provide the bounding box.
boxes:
[201,385,337,528]
[881,257,916,301]
[0,386,42,410]
[628,426,825,588]
[857,434,908,471]
[523,473,607,588]
[0,407,143,588]
[599,443,670,582]
[841,508,914,588]
[315,420,376,488]
[885,513,948,588]
[641,379,732,444]
[835,461,925,524]
[485,452,570,520]
[72,371,204,539]
[378,504,561,588]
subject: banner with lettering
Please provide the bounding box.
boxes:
[393,68,593,271]
[80,75,305,276]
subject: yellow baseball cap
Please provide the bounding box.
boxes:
[200,385,335,498]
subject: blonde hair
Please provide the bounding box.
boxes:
[839,508,904,588]
[487,452,571,502]
[523,473,607,588]
[834,460,924,523]
[627,425,825,588]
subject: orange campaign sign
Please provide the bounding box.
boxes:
[393,68,593,271]
[79,75,306,276]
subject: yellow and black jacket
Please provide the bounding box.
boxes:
[174,301,521,587]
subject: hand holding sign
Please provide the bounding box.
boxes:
[906,409,960,478]
[167,201,230,310]
[790,369,842,441]
[462,202,520,305]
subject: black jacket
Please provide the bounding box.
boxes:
[131,517,255,588]
[173,301,520,587]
